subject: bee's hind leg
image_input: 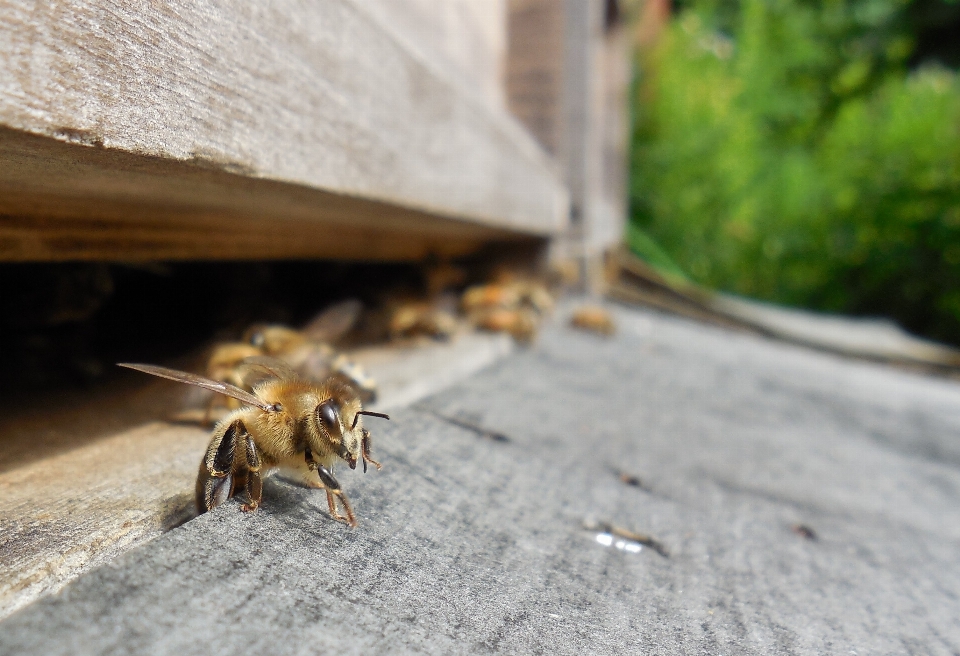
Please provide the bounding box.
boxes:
[196,419,258,513]
[196,420,245,512]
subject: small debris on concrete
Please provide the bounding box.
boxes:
[595,532,644,553]
[583,518,669,557]
[613,469,651,491]
[791,524,818,541]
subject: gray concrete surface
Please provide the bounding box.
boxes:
[2,303,960,655]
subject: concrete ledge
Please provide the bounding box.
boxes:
[3,303,959,653]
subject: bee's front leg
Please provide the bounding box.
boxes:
[360,429,382,473]
[305,448,357,527]
[197,420,247,512]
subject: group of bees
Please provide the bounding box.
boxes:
[381,273,557,344]
[123,273,567,526]
[122,299,388,527]
[123,267,618,526]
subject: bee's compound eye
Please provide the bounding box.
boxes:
[317,400,340,433]
[249,331,265,347]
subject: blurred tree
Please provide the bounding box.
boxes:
[631,0,960,343]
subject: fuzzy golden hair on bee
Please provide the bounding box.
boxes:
[201,301,376,420]
[118,360,389,527]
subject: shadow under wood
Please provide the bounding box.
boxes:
[0,371,198,474]
[161,493,200,531]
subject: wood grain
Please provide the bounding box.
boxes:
[506,0,566,156]
[505,0,628,275]
[0,0,567,261]
[365,0,507,112]
[0,127,538,262]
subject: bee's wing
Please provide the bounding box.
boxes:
[236,355,301,388]
[301,299,362,343]
[118,363,276,412]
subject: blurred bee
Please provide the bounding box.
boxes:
[204,300,377,424]
[570,306,616,336]
[207,343,263,388]
[461,284,522,313]
[462,278,554,315]
[472,306,539,343]
[119,359,389,526]
[387,298,460,342]
[196,342,265,423]
[461,277,554,343]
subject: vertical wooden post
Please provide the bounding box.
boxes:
[506,0,630,291]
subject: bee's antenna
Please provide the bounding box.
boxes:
[352,411,390,430]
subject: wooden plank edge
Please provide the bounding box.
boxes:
[0,0,567,235]
[0,128,544,262]
[0,332,514,620]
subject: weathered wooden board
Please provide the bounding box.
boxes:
[611,249,960,369]
[0,128,536,262]
[560,0,629,258]
[505,0,629,287]
[0,1,566,261]
[0,332,513,620]
[366,0,507,112]
[506,0,566,156]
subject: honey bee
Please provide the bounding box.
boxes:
[244,324,313,361]
[472,306,539,343]
[207,343,264,387]
[119,359,389,526]
[388,300,459,341]
[461,277,554,343]
[462,278,554,315]
[461,284,522,312]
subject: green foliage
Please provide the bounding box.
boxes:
[630,0,960,343]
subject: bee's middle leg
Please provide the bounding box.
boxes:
[196,420,244,512]
[241,431,262,512]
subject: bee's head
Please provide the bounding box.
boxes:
[311,379,390,470]
[313,395,363,469]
